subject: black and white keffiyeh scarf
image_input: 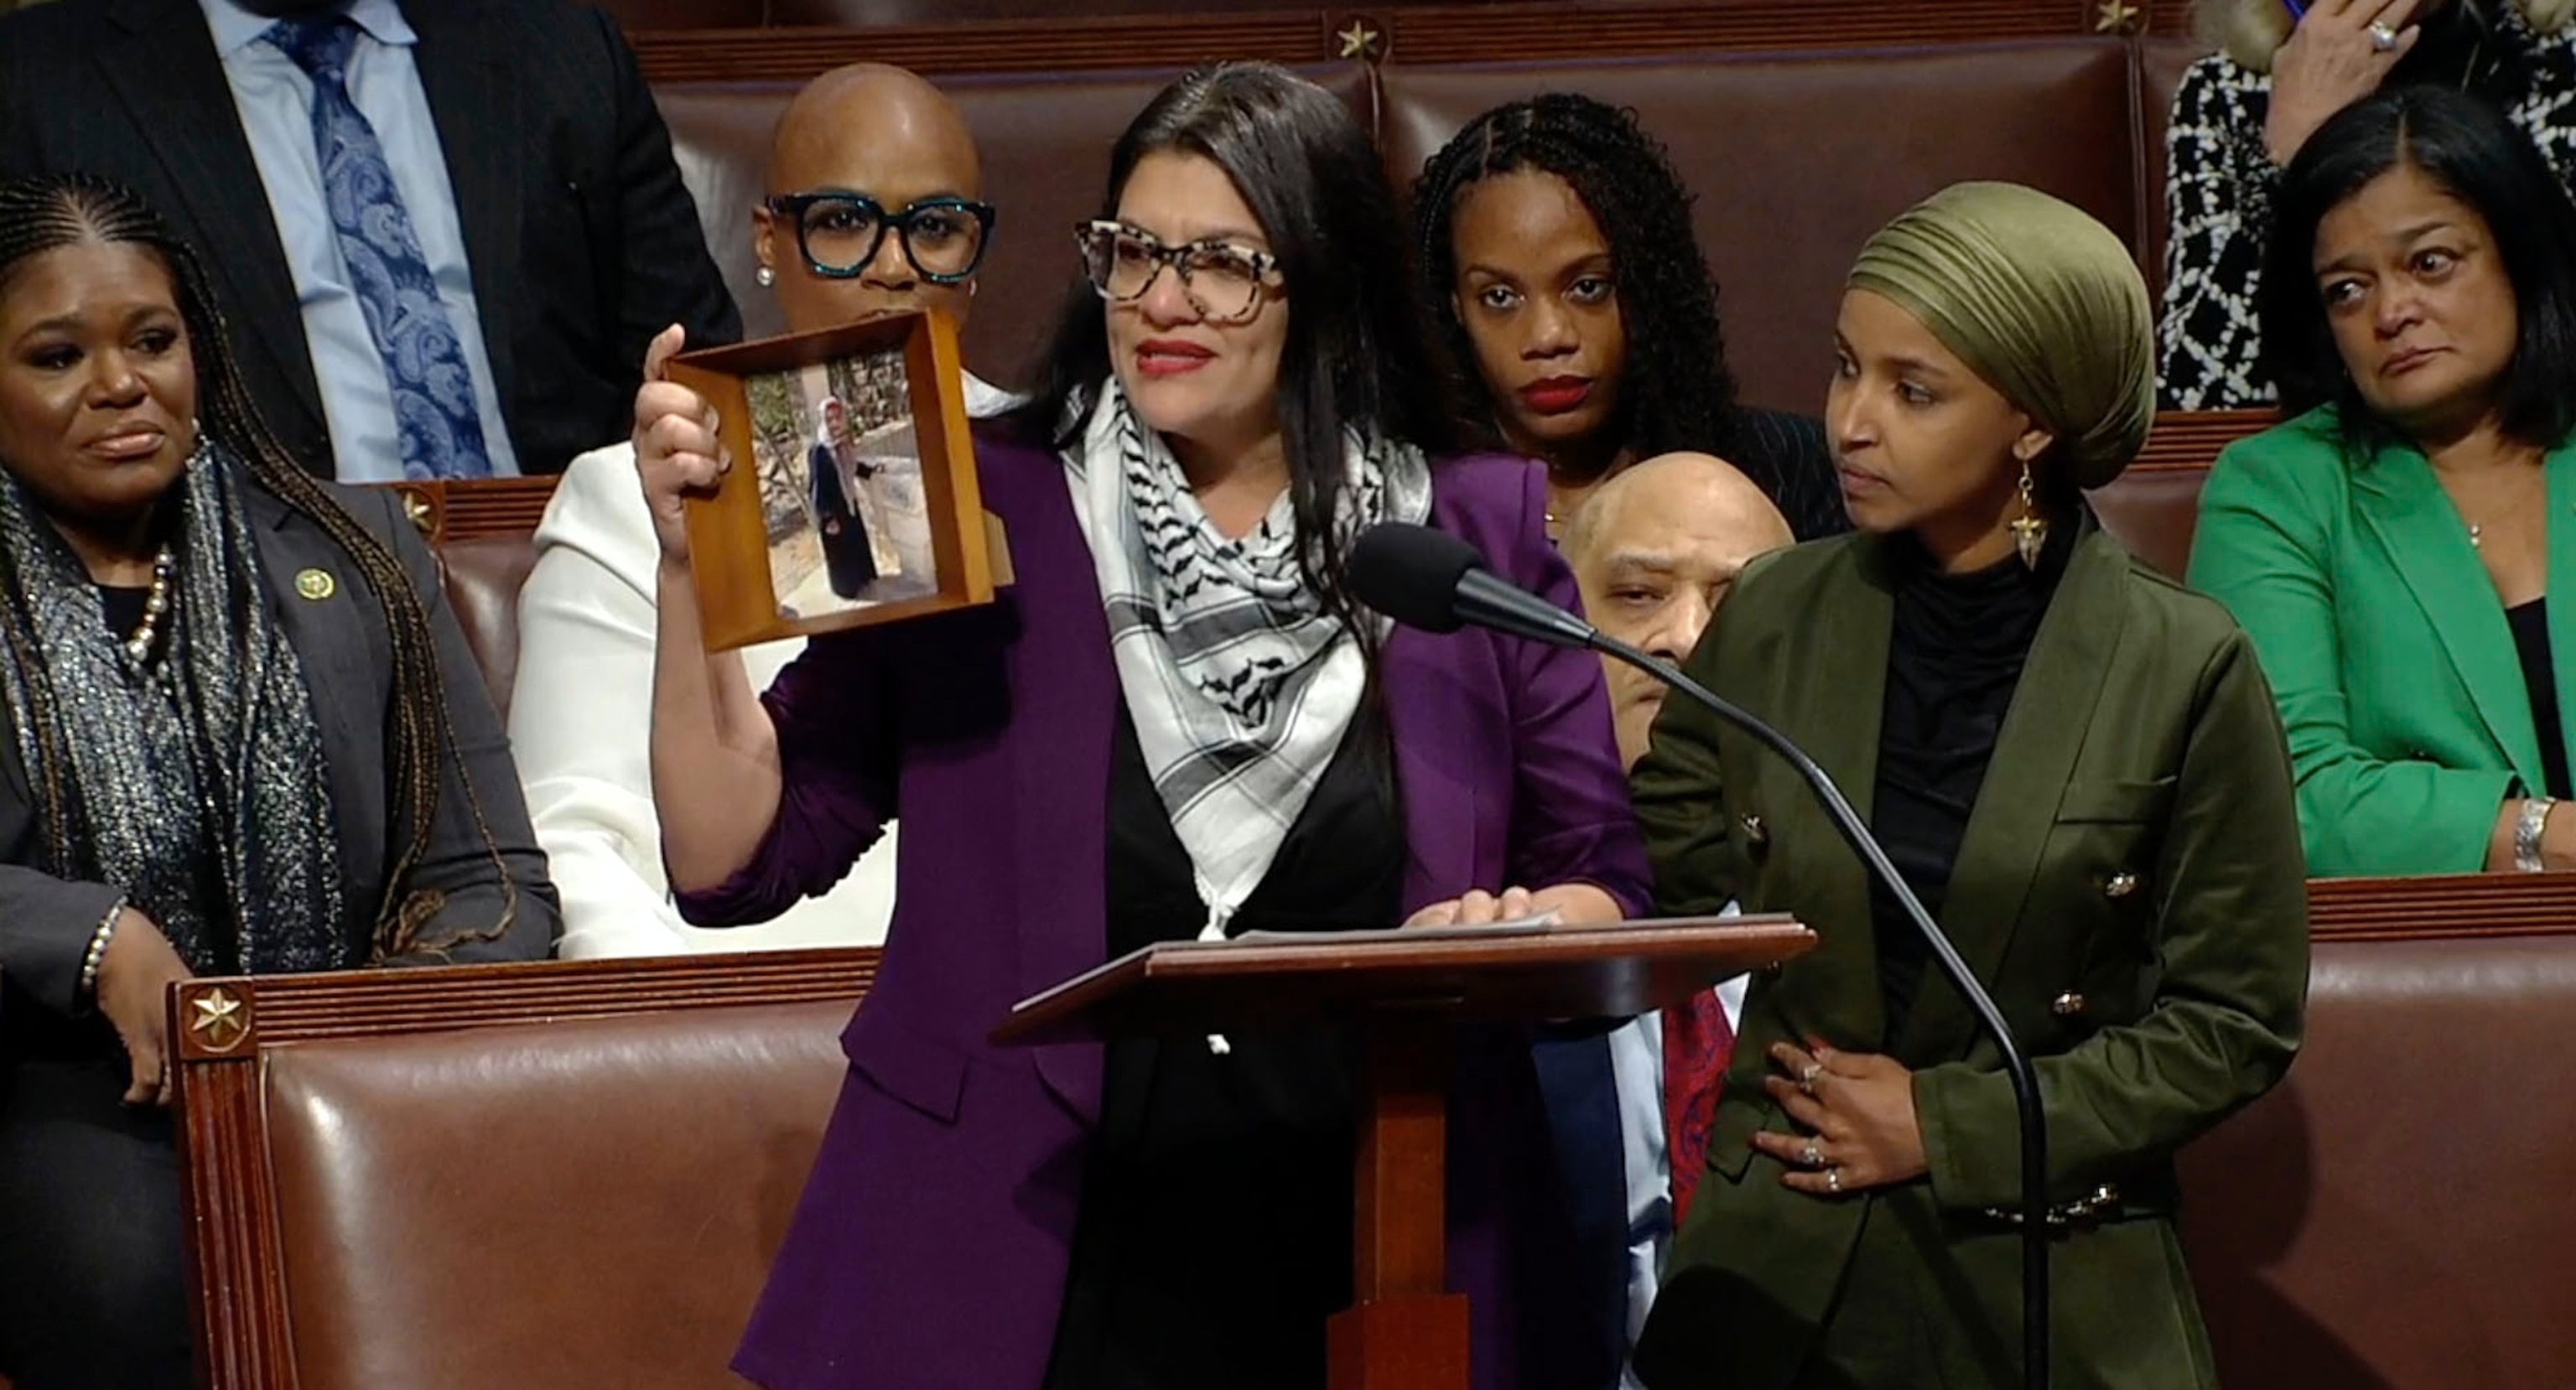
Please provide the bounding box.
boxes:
[0,442,345,975]
[1065,379,1431,937]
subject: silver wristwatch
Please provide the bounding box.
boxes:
[2516,797,2557,874]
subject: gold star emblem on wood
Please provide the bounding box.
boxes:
[1336,19,1383,60]
[190,987,250,1054]
[2094,0,2140,33]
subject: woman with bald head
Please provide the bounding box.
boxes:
[1628,184,2310,1389]
[509,63,1009,957]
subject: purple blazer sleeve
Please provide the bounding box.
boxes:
[1483,461,1654,919]
[671,625,901,926]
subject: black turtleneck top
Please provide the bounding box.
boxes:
[1867,521,2074,1045]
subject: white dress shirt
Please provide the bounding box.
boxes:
[201,0,520,481]
[512,372,1015,958]
[1610,958,1749,1387]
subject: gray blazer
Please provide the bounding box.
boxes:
[0,482,558,1021]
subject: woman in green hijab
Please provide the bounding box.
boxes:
[1628,184,2310,1390]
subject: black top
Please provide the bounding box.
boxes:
[2389,0,2524,99]
[808,442,879,600]
[1867,523,2072,1044]
[96,584,148,639]
[2507,599,2572,801]
[1723,407,1851,543]
[1042,703,1405,1390]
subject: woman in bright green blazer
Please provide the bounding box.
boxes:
[2189,88,2576,879]
[1632,186,2307,1390]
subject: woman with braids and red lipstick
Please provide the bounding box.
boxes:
[1412,93,1847,541]
[0,173,555,1390]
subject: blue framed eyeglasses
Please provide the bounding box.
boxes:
[764,192,996,284]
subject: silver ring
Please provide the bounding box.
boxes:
[1799,1061,1824,1093]
[1826,1167,1844,1193]
[1800,1138,1823,1169]
[2368,20,2398,51]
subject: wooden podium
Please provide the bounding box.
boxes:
[991,915,1815,1390]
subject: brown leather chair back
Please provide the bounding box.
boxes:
[437,534,542,723]
[2180,930,2576,1389]
[1375,40,2139,412]
[656,65,1374,392]
[173,955,877,1390]
[264,1004,844,1389]
[2087,464,2207,580]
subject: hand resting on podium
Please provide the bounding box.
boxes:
[1403,881,1621,929]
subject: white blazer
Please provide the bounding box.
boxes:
[512,372,1018,957]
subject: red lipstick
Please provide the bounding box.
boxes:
[1136,338,1215,378]
[1518,376,1594,416]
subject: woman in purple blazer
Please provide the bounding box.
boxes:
[636,63,1649,1390]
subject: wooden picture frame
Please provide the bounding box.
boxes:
[667,310,995,650]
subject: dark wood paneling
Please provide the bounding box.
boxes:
[632,14,1337,80]
[599,0,2154,39]
[770,0,1499,20]
[627,1,2148,82]
[1378,0,2114,64]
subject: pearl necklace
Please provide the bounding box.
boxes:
[122,547,177,666]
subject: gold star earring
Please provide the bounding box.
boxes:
[2008,457,2048,569]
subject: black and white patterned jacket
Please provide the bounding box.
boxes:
[2155,8,2576,408]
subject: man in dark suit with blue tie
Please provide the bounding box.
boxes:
[0,0,740,482]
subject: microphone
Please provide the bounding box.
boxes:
[1347,521,1595,648]
[1348,521,2054,1390]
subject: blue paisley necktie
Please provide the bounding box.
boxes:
[264,17,493,480]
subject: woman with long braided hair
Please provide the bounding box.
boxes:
[0,173,557,1390]
[1412,94,1847,541]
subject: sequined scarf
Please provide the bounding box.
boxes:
[0,443,345,975]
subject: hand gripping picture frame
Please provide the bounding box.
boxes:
[667,310,997,651]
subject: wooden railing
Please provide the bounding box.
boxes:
[390,410,2275,545]
[2133,408,2272,475]
[377,478,560,544]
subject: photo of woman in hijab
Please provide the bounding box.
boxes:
[746,347,940,621]
[809,396,880,599]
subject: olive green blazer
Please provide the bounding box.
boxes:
[1629,523,2309,1390]
[2188,407,2576,876]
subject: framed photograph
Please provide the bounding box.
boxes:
[667,310,996,651]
